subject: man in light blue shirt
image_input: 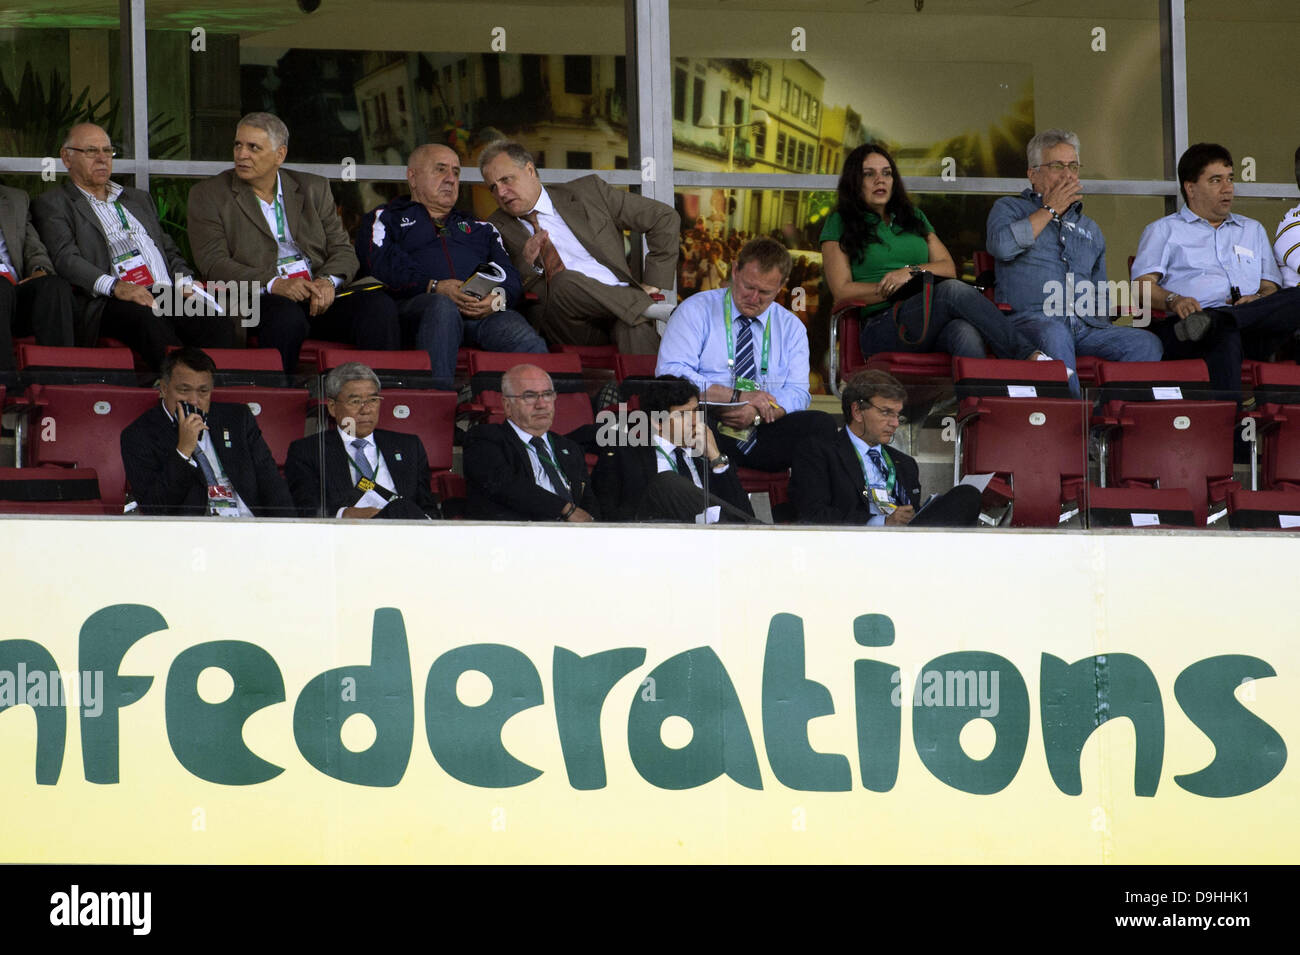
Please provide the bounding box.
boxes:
[657,237,835,471]
[987,129,1161,396]
[1132,142,1300,399]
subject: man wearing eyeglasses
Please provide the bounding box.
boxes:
[987,129,1161,396]
[463,362,599,521]
[790,369,980,527]
[284,361,440,519]
[33,123,235,367]
[121,347,292,516]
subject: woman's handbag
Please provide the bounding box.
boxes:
[887,270,951,346]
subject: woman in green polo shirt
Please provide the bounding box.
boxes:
[822,143,1047,363]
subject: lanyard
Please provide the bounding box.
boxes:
[854,444,896,496]
[112,201,131,232]
[273,197,288,243]
[722,289,771,380]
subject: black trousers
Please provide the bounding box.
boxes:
[716,409,838,472]
[635,470,761,524]
[0,274,76,371]
[256,288,401,374]
[99,294,236,371]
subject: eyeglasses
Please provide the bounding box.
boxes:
[338,395,383,410]
[65,146,118,158]
[505,390,557,403]
[1036,161,1082,173]
[864,401,905,422]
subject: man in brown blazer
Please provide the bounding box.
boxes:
[0,183,75,375]
[32,123,234,368]
[187,112,399,373]
[479,140,679,353]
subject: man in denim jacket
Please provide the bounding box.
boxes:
[987,129,1161,395]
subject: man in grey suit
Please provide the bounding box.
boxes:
[0,183,75,375]
[32,123,234,368]
[187,112,399,374]
[479,140,678,353]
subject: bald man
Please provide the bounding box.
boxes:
[463,362,598,521]
[32,122,234,365]
[357,143,545,389]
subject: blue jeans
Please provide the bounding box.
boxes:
[860,280,1039,363]
[399,292,547,388]
[1012,313,1162,397]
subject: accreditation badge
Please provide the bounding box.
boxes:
[275,254,313,281]
[869,485,897,514]
[112,249,155,286]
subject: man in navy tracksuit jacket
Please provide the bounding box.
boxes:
[357,144,545,387]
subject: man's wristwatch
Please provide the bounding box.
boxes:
[708,453,730,471]
[429,279,439,294]
[908,264,923,276]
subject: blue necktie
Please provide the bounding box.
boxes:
[192,447,218,486]
[735,316,758,383]
[867,448,895,505]
[350,438,375,480]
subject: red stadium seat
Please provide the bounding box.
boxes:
[970,251,1014,313]
[1086,485,1198,528]
[952,358,1085,527]
[212,386,311,469]
[295,339,334,377]
[464,351,589,431]
[1227,488,1300,530]
[24,384,160,508]
[1092,360,1238,525]
[552,344,620,372]
[17,345,138,385]
[319,348,434,388]
[1245,362,1300,491]
[378,389,459,475]
[736,467,791,521]
[0,466,110,515]
[613,353,657,382]
[177,347,288,387]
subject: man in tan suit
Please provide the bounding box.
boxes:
[0,183,75,375]
[479,140,678,353]
[187,112,399,373]
[33,123,233,368]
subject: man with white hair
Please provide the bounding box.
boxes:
[986,128,1161,393]
[187,111,400,373]
[462,362,599,521]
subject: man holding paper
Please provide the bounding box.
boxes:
[33,123,234,368]
[656,236,835,472]
[357,143,545,389]
[790,369,980,527]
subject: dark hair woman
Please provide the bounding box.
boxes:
[821,143,1049,363]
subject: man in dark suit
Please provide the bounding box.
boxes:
[594,375,758,523]
[463,362,599,521]
[186,111,399,374]
[32,123,234,367]
[121,347,293,516]
[790,369,980,527]
[479,140,678,353]
[0,182,75,376]
[284,361,440,520]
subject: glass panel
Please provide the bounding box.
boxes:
[0,4,122,157]
[1187,1,1300,185]
[670,0,1165,180]
[139,0,627,168]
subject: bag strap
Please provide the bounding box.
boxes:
[891,270,935,345]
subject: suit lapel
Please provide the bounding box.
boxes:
[63,180,106,241]
[324,429,363,506]
[279,172,308,250]
[232,175,276,243]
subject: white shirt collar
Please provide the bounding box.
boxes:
[76,181,123,204]
[338,426,373,448]
[525,186,556,221]
[508,419,549,447]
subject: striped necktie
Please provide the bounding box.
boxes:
[734,315,758,383]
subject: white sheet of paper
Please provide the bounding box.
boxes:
[1279,514,1300,529]
[695,506,721,525]
[1130,512,1160,527]
[1007,385,1038,398]
[1152,386,1183,400]
[958,472,995,493]
[190,284,224,315]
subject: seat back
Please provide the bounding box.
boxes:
[376,389,459,473]
[1087,485,1198,528]
[185,348,288,387]
[212,387,311,469]
[0,466,108,515]
[17,345,139,386]
[469,351,587,429]
[320,349,435,389]
[953,356,1072,399]
[552,344,620,371]
[1227,488,1300,530]
[26,384,161,507]
[1095,359,1212,400]
[959,395,1086,527]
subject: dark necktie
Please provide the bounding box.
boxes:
[867,448,898,505]
[523,211,565,280]
[673,447,692,478]
[735,315,758,383]
[530,435,573,503]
